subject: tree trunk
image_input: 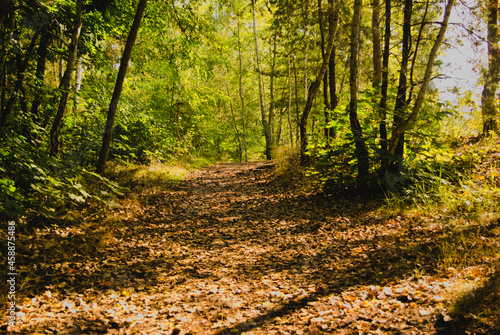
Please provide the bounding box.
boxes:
[72,58,83,116]
[327,0,339,141]
[269,33,277,148]
[300,0,339,163]
[293,56,300,145]
[1,10,16,117]
[49,0,83,156]
[349,0,370,185]
[388,0,455,155]
[237,14,248,162]
[482,0,499,135]
[96,0,148,174]
[318,0,331,141]
[288,54,294,146]
[372,0,382,113]
[251,0,271,160]
[31,31,50,120]
[379,0,391,163]
[386,0,412,173]
[318,0,329,108]
[328,27,338,139]
[1,28,40,128]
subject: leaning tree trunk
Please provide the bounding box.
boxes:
[251,0,271,160]
[482,0,499,135]
[49,0,83,156]
[349,0,370,185]
[299,0,339,163]
[96,0,148,174]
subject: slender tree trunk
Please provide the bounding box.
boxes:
[72,58,83,115]
[288,54,294,146]
[318,0,329,108]
[1,10,16,116]
[372,0,382,113]
[318,0,331,141]
[386,0,412,173]
[300,0,338,163]
[349,0,370,185]
[328,15,338,140]
[31,31,50,120]
[388,0,455,155]
[226,91,242,162]
[58,24,64,84]
[482,0,499,135]
[251,0,271,160]
[269,33,277,148]
[49,0,83,156]
[96,0,148,174]
[237,14,248,162]
[293,56,300,145]
[407,0,429,105]
[379,0,391,163]
[1,28,40,128]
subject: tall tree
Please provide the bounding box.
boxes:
[387,0,455,159]
[96,0,148,174]
[49,0,83,156]
[349,0,370,184]
[299,0,339,163]
[237,13,248,162]
[378,0,391,163]
[481,0,499,135]
[251,0,271,160]
[327,0,338,140]
[387,0,412,173]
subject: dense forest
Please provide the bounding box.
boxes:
[1,0,500,334]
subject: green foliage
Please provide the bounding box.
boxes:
[0,131,122,224]
[384,138,500,216]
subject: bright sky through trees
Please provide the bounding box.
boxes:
[437,0,487,104]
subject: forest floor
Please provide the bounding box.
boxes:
[2,159,500,334]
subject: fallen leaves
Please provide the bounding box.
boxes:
[3,162,499,334]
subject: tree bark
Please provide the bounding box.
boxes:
[31,31,50,120]
[251,0,271,160]
[482,0,499,135]
[288,54,294,146]
[328,13,338,140]
[96,0,148,174]
[387,0,412,173]
[49,0,83,156]
[349,0,370,185]
[237,14,248,162]
[269,33,277,147]
[379,0,391,162]
[300,0,338,163]
[1,28,40,128]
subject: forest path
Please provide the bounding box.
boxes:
[4,162,483,334]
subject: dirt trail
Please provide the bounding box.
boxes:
[2,162,484,334]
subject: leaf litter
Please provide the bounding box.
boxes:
[2,161,499,334]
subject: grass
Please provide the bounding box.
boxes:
[381,135,500,333]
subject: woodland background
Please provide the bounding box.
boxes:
[0,0,499,220]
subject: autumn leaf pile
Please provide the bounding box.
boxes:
[2,162,499,334]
